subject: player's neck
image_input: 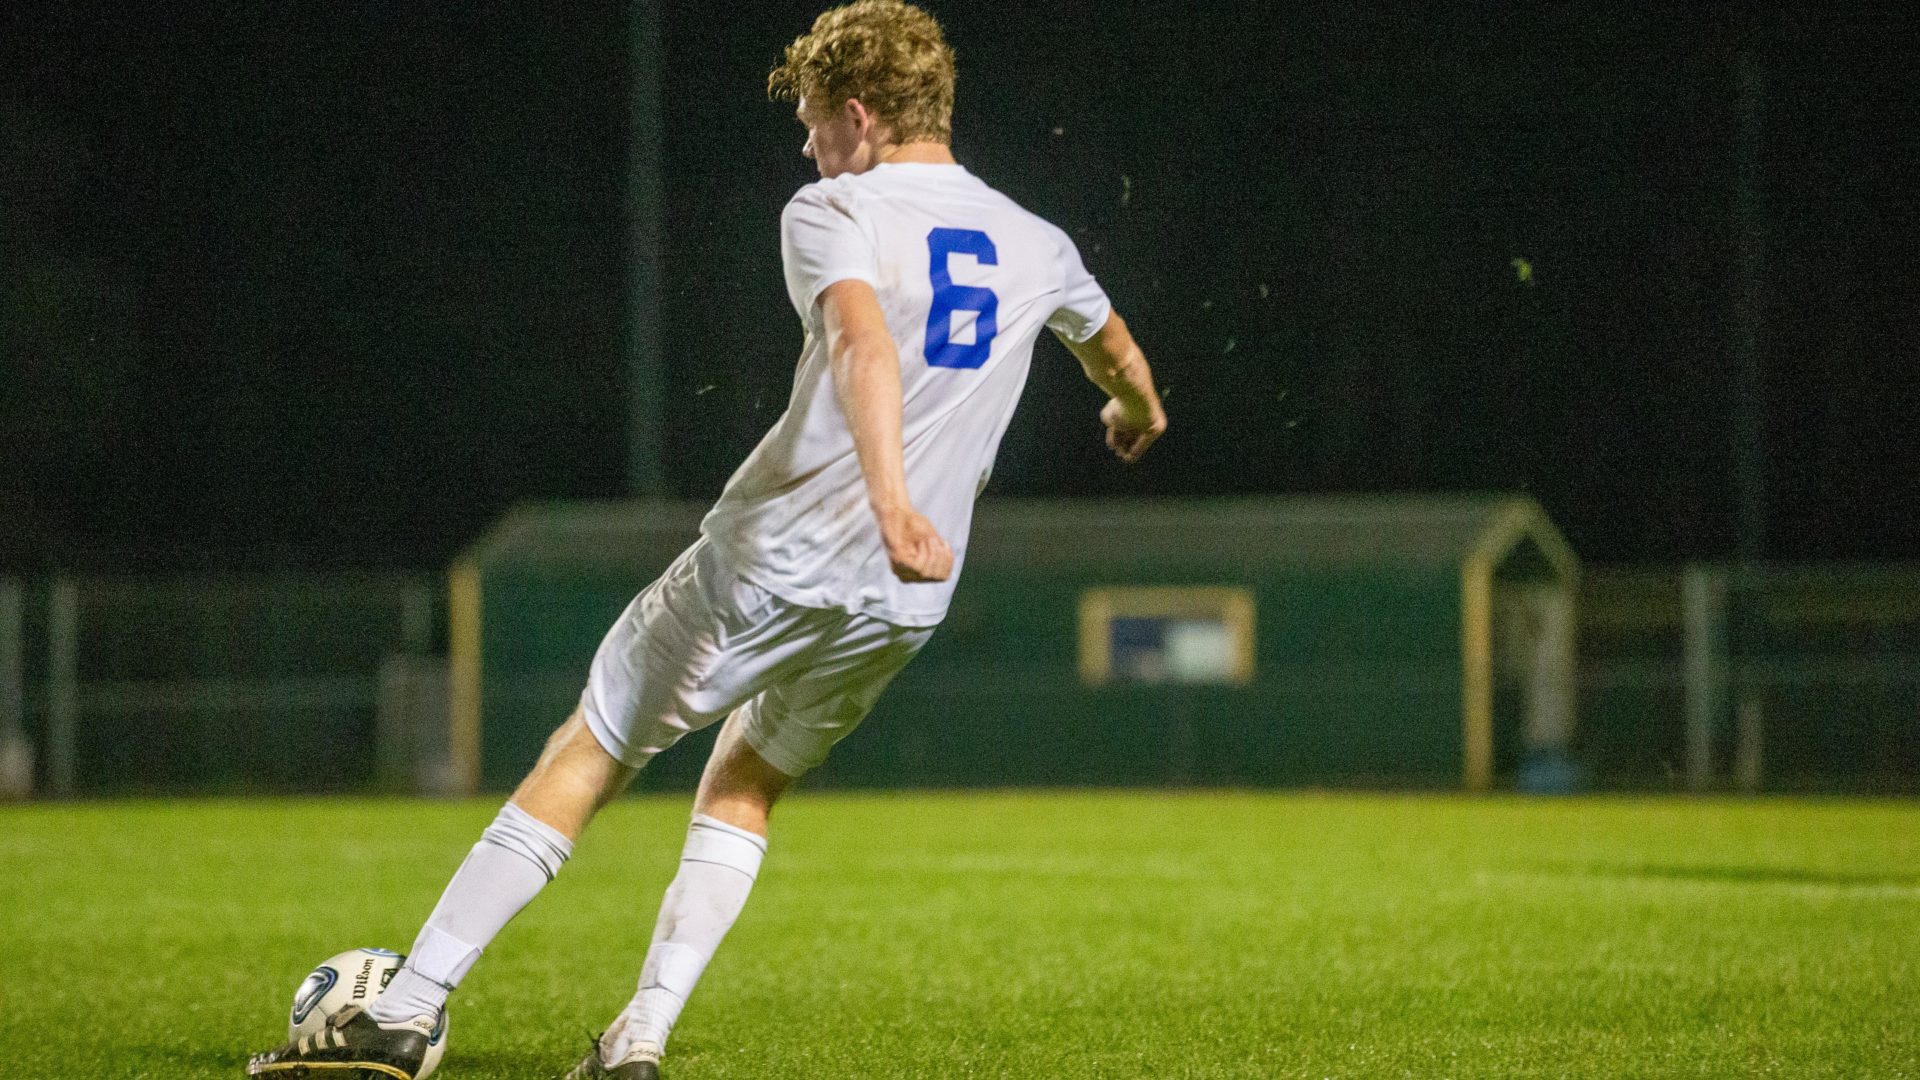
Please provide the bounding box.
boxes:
[874,141,957,167]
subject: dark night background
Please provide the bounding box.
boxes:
[4,3,1917,571]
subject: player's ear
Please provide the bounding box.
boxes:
[845,97,873,138]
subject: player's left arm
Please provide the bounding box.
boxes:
[1061,311,1167,464]
[820,279,954,584]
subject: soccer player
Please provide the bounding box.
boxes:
[247,2,1164,1077]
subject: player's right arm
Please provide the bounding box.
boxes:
[1062,311,1167,464]
[781,184,952,583]
[820,278,955,584]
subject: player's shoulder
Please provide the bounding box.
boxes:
[949,172,1076,251]
[783,173,872,219]
[987,189,1078,266]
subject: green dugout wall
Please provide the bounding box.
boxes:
[450,497,1577,793]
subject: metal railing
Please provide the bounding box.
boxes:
[1581,563,1920,792]
[1,573,438,797]
[4,562,1916,796]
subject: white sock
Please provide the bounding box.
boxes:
[369,802,572,1024]
[601,814,767,1063]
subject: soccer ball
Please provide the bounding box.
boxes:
[289,947,448,1079]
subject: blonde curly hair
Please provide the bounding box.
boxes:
[768,1,957,144]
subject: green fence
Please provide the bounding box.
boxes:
[0,574,433,795]
[1579,564,1920,792]
[11,517,1915,796]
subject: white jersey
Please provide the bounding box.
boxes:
[701,162,1111,627]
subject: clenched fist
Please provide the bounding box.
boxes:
[1101,397,1167,464]
[877,505,954,583]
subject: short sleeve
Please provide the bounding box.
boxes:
[781,184,879,319]
[1043,225,1112,344]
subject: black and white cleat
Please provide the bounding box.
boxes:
[564,1034,662,1080]
[246,1004,433,1079]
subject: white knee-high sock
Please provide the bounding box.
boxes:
[369,802,572,1024]
[602,814,766,1062]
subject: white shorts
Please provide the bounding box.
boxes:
[579,538,935,777]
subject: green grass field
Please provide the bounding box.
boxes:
[2,792,1916,1079]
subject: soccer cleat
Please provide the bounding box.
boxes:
[564,1034,662,1080]
[246,1004,433,1079]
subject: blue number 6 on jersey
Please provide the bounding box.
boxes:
[924,228,998,369]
